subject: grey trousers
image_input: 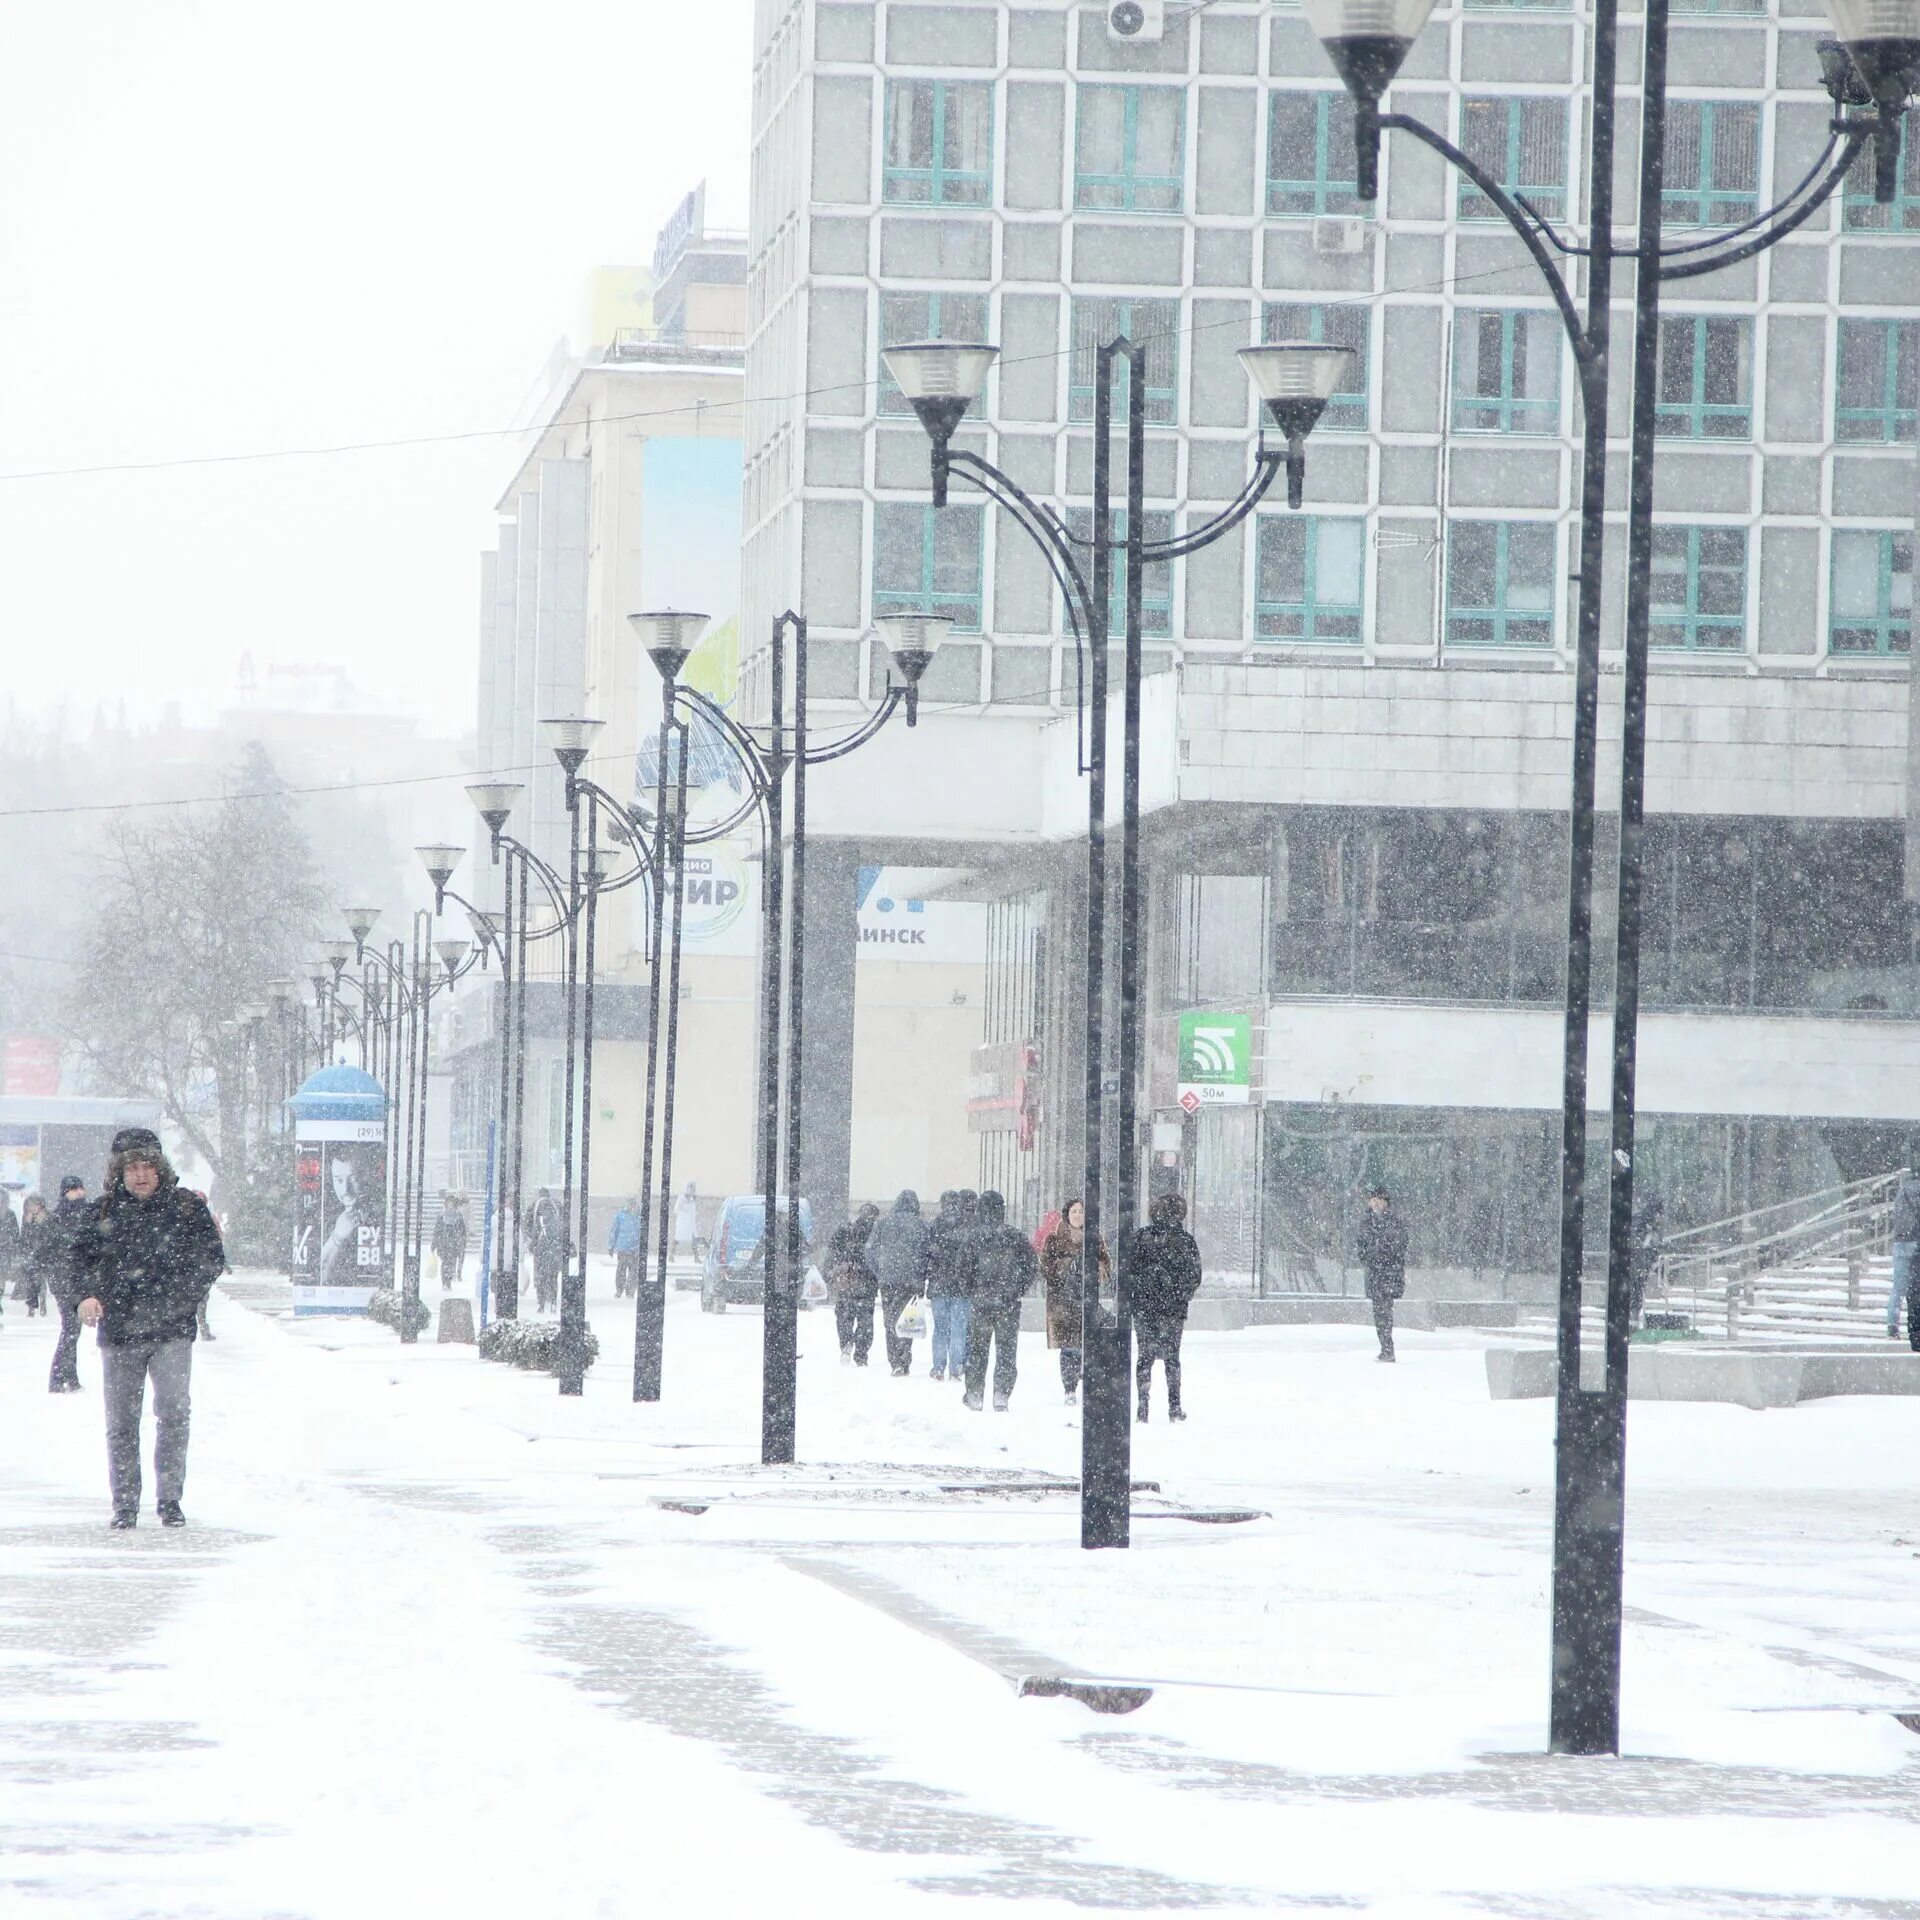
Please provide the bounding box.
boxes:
[102,1337,193,1515]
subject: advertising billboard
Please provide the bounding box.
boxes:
[292,1118,388,1314]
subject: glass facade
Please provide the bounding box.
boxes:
[883,79,992,206]
[1074,85,1185,213]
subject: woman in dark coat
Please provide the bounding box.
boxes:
[14,1193,50,1314]
[825,1203,880,1366]
[1039,1198,1108,1406]
[1128,1191,1203,1422]
[1355,1185,1410,1363]
[40,1175,90,1391]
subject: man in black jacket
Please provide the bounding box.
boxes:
[1355,1185,1409,1363]
[73,1129,226,1528]
[40,1174,91,1393]
[924,1191,975,1383]
[1130,1192,1204,1422]
[867,1190,930,1376]
[961,1191,1036,1411]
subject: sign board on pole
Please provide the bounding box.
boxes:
[1176,1011,1253,1109]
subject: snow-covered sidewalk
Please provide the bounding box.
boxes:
[2,1267,1916,1917]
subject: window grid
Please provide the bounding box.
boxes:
[1831,531,1914,656]
[1446,523,1557,649]
[1663,101,1760,225]
[1844,119,1920,231]
[1064,508,1175,638]
[1651,527,1748,651]
[1266,92,1361,218]
[878,291,990,419]
[1451,310,1561,434]
[1836,319,1919,442]
[1671,0,1765,11]
[1255,517,1365,643]
[1458,97,1568,222]
[1068,298,1180,426]
[872,503,985,631]
[1655,315,1752,440]
[1074,85,1185,213]
[882,79,992,207]
[1262,303,1370,433]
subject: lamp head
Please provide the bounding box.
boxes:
[1301,0,1439,198]
[1241,344,1357,510]
[465,781,524,839]
[538,716,604,778]
[1818,31,1877,103]
[318,937,356,975]
[264,978,294,1012]
[415,843,464,893]
[881,343,998,503]
[468,908,498,952]
[586,841,622,887]
[875,614,953,689]
[628,610,710,684]
[1822,0,1920,202]
[341,906,381,957]
[434,938,470,977]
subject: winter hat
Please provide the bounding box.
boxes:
[60,1174,85,1196]
[110,1126,163,1157]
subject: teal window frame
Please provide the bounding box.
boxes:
[1266,92,1361,218]
[1830,530,1913,655]
[1446,522,1557,648]
[1255,516,1366,643]
[878,290,991,418]
[1073,84,1186,213]
[1451,309,1562,434]
[1836,319,1919,442]
[872,502,985,630]
[1458,96,1568,221]
[1845,117,1920,231]
[1650,526,1747,650]
[1262,302,1370,432]
[882,78,993,207]
[1068,297,1179,426]
[1655,315,1753,440]
[1671,0,1764,11]
[1662,101,1760,226]
[1463,0,1569,9]
[1063,507,1175,637]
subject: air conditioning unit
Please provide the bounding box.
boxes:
[1106,0,1166,43]
[1312,214,1369,256]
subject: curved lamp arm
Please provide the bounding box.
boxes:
[801,685,907,765]
[494,832,575,926]
[1145,450,1286,562]
[1659,124,1873,282]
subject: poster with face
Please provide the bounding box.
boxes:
[291,1119,386,1313]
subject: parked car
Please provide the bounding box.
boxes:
[700,1196,814,1312]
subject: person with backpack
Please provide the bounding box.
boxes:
[825,1203,880,1365]
[924,1190,976,1384]
[72,1129,226,1528]
[866,1190,930,1377]
[1355,1185,1410,1362]
[430,1193,469,1292]
[962,1190,1037,1411]
[1129,1192,1203,1422]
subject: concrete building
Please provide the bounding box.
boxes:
[744,0,1920,1285]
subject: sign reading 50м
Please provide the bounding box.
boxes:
[1177,1011,1252,1110]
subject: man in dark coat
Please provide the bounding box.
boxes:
[1355,1185,1410,1362]
[825,1203,880,1365]
[961,1190,1036,1412]
[40,1174,91,1393]
[1129,1191,1204,1421]
[866,1190,929,1377]
[0,1193,19,1296]
[431,1193,469,1291]
[923,1191,976,1383]
[526,1189,564,1313]
[73,1130,226,1528]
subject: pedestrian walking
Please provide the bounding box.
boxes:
[672,1181,700,1258]
[1040,1199,1107,1405]
[609,1195,643,1297]
[431,1192,468,1292]
[1890,1169,1920,1339]
[1629,1190,1665,1327]
[526,1188,564,1313]
[14,1193,50,1315]
[825,1203,880,1365]
[72,1128,226,1529]
[924,1191,976,1383]
[42,1176,91,1392]
[1130,1192,1203,1422]
[962,1190,1036,1411]
[0,1192,20,1307]
[866,1189,930,1376]
[1355,1185,1410,1362]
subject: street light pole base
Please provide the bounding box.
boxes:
[1548,1384,1628,1755]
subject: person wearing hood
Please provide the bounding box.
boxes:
[825,1203,880,1364]
[72,1129,226,1528]
[961,1190,1036,1411]
[1890,1169,1920,1339]
[923,1190,977,1384]
[14,1193,50,1315]
[1128,1192,1203,1422]
[40,1176,92,1392]
[431,1192,468,1292]
[526,1188,564,1314]
[866,1189,930,1377]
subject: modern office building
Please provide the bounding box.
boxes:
[745,0,1920,1286]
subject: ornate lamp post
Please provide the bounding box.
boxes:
[886,334,1338,1551]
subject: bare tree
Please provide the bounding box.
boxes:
[65,743,323,1195]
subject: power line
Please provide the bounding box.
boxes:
[0,259,1560,486]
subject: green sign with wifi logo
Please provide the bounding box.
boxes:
[1177,1011,1252,1110]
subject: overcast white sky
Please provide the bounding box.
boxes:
[0,0,753,736]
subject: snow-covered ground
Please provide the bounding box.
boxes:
[2,1263,1916,1917]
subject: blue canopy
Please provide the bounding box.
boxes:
[288,1063,387,1124]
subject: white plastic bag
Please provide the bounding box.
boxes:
[801,1265,829,1306]
[896,1297,928,1339]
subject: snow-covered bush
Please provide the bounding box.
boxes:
[365,1288,433,1337]
[477,1318,600,1374]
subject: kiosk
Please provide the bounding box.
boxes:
[288,1064,388,1315]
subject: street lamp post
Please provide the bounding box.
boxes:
[886,335,1341,1549]
[628,607,937,1459]
[1300,0,1914,1752]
